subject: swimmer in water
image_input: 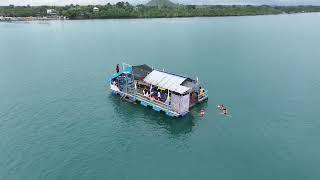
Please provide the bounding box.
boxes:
[199,108,205,117]
[217,104,229,116]
[217,104,225,110]
[222,107,227,115]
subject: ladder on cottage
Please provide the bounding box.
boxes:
[125,73,135,95]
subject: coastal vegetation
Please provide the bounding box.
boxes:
[1,0,320,19]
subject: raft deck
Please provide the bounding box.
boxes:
[113,90,208,117]
[109,63,208,117]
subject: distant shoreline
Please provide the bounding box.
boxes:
[1,12,319,22]
[1,4,320,22]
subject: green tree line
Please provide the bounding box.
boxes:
[1,3,320,19]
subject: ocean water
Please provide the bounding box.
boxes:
[0,13,320,180]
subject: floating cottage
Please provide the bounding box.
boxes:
[109,63,208,117]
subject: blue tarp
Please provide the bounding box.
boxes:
[110,71,123,80]
[109,66,133,81]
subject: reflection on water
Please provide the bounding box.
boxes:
[108,94,196,136]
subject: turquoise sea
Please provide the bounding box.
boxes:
[1,13,320,180]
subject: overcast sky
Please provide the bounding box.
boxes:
[1,0,320,6]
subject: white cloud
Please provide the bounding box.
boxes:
[0,0,319,6]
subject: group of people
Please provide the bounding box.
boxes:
[143,87,167,102]
[142,88,150,97]
[112,80,118,86]
[199,105,229,117]
[217,104,228,115]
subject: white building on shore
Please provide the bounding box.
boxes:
[93,7,99,12]
[47,9,57,16]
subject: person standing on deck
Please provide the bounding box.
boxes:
[116,64,120,73]
[199,86,205,97]
[158,91,161,101]
[165,90,170,106]
[143,88,146,96]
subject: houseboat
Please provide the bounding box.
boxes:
[109,63,208,117]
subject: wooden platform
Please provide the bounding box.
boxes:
[113,90,181,117]
[112,90,208,117]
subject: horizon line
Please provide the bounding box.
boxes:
[0,3,319,6]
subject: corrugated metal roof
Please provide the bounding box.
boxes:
[143,70,190,94]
